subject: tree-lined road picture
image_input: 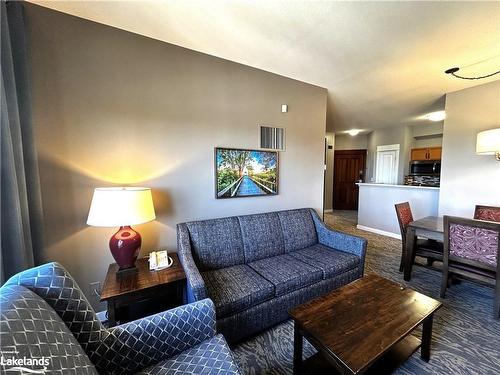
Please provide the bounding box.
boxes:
[215,148,278,198]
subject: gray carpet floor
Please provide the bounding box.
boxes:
[232,210,500,375]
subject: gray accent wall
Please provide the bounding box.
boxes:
[25,4,327,308]
[439,80,500,217]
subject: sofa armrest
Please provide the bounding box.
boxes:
[177,223,208,303]
[310,209,367,267]
[95,299,217,373]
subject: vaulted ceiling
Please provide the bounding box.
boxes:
[30,1,500,132]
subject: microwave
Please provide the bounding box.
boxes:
[409,160,441,175]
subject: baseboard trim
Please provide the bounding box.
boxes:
[356,225,401,240]
[324,209,333,213]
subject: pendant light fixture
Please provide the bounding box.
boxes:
[445,66,500,80]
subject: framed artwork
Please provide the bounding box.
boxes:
[215,147,279,198]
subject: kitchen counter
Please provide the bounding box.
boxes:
[356,183,440,238]
[356,183,439,190]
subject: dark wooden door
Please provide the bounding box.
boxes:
[333,150,367,210]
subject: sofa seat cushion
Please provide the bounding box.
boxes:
[248,254,323,296]
[137,334,240,374]
[202,265,274,318]
[290,244,361,279]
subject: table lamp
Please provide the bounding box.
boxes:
[87,187,156,274]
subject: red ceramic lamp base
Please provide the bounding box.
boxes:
[109,226,141,273]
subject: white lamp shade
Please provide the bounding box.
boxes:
[476,128,500,155]
[87,187,156,227]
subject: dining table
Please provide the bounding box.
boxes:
[404,216,444,281]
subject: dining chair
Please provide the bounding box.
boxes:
[474,205,500,222]
[440,216,500,319]
[394,202,443,272]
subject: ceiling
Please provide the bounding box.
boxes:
[29,1,500,133]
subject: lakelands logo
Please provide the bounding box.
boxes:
[1,353,50,374]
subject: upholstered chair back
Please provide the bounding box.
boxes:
[3,263,137,374]
[0,284,98,374]
[474,205,500,223]
[395,202,414,241]
[3,262,107,355]
[446,217,500,269]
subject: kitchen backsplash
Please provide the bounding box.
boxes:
[404,175,440,187]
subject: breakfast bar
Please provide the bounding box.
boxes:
[356,183,440,238]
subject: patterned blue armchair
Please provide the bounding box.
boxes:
[0,262,240,374]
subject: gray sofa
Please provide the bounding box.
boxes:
[177,208,367,343]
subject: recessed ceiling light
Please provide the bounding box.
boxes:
[424,111,446,122]
[346,129,361,136]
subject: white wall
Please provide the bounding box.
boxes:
[439,80,500,217]
[334,134,368,150]
[26,5,327,308]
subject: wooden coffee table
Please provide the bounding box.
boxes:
[289,274,442,375]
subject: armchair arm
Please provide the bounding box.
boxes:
[310,209,367,268]
[177,223,208,303]
[93,299,216,374]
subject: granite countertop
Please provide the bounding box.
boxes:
[356,183,440,190]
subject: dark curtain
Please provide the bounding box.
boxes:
[1,1,44,282]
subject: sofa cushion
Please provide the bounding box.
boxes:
[137,334,240,375]
[202,265,274,318]
[290,244,361,279]
[186,217,245,270]
[248,254,323,296]
[277,209,318,252]
[238,212,285,262]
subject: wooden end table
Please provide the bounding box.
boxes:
[289,274,442,375]
[100,254,186,326]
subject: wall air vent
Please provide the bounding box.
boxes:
[260,125,285,151]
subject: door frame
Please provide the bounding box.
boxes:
[375,144,400,184]
[332,149,367,210]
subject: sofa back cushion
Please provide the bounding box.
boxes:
[277,209,318,252]
[0,285,98,374]
[238,212,285,262]
[186,217,245,270]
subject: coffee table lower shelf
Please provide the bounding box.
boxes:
[303,334,421,375]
